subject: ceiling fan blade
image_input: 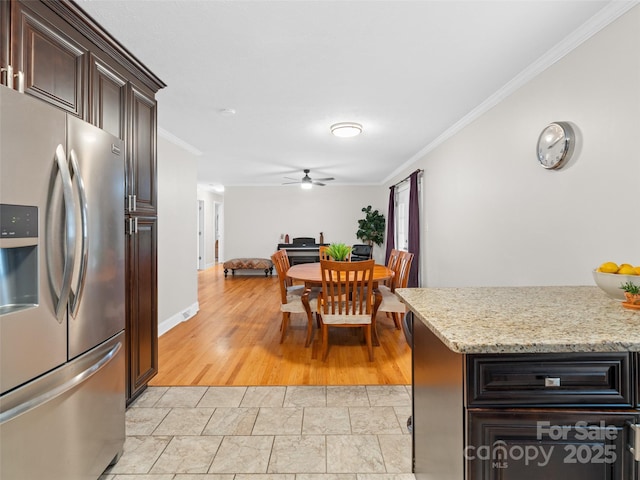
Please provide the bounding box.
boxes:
[282,181,301,185]
[283,176,300,181]
[313,177,334,182]
[312,181,326,186]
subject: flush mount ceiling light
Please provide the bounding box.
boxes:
[330,122,362,138]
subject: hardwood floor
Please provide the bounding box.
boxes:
[150,264,412,386]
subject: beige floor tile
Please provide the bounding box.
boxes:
[150,435,224,474]
[296,475,356,480]
[349,407,402,435]
[235,475,295,480]
[377,435,412,473]
[392,407,412,435]
[110,386,413,477]
[203,407,259,435]
[283,386,327,407]
[174,475,234,480]
[155,386,209,407]
[208,435,274,473]
[129,387,170,408]
[153,407,215,435]
[356,475,416,480]
[110,475,175,480]
[365,386,411,407]
[199,386,248,407]
[125,407,171,435]
[252,407,304,435]
[268,435,326,473]
[240,386,287,407]
[302,407,351,435]
[326,435,386,473]
[107,436,171,474]
[326,386,370,407]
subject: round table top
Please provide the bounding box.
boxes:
[287,262,393,284]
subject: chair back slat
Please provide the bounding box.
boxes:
[319,259,375,315]
[395,251,415,289]
[319,245,330,261]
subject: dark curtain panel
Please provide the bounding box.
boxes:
[408,171,420,287]
[385,185,396,264]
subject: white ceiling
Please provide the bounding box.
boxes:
[76,0,630,189]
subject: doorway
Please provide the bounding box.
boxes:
[197,200,205,270]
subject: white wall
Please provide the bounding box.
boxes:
[224,185,388,264]
[387,5,640,287]
[157,137,199,334]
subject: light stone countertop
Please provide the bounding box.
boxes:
[395,286,640,354]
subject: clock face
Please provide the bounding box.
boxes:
[537,122,574,169]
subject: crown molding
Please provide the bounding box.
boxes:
[383,1,639,185]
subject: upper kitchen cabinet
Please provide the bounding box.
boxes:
[1,1,165,123]
[128,85,158,214]
[7,0,88,117]
[89,51,128,141]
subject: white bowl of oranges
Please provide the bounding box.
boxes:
[592,262,640,301]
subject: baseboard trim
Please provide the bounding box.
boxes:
[158,301,200,337]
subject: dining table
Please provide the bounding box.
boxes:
[286,262,394,345]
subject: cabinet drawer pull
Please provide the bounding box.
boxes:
[630,424,640,462]
[544,377,561,387]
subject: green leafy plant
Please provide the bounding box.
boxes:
[326,243,352,261]
[356,206,385,247]
[620,281,640,295]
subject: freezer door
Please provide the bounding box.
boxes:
[0,331,125,479]
[66,115,125,359]
[0,86,68,394]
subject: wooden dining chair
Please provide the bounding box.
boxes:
[379,250,414,329]
[319,245,330,261]
[271,250,317,346]
[316,259,382,361]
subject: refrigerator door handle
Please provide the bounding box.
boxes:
[68,149,89,317]
[0,341,122,425]
[50,144,77,323]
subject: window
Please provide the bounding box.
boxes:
[395,183,410,251]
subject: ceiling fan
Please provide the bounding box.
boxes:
[283,169,335,189]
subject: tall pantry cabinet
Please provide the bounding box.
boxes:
[1,0,165,404]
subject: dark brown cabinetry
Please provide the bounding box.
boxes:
[126,216,158,400]
[127,85,157,214]
[1,0,164,405]
[89,52,128,140]
[411,316,640,480]
[8,0,87,116]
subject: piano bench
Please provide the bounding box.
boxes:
[223,258,274,277]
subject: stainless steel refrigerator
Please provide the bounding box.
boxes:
[0,86,126,479]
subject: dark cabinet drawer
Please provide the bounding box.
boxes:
[467,353,632,407]
[466,410,638,480]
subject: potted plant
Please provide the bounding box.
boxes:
[325,243,351,261]
[356,206,385,252]
[620,281,640,305]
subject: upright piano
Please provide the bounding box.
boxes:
[277,237,328,265]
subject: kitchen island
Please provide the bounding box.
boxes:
[395,286,640,480]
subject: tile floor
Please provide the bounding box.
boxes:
[100,385,414,480]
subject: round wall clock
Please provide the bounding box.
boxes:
[536,121,575,169]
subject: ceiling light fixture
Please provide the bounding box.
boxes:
[301,179,313,190]
[330,122,363,138]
